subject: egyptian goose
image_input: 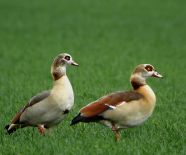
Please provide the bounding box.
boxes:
[71,64,163,141]
[5,53,79,134]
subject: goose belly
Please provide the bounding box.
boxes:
[118,112,153,128]
[20,100,67,126]
[102,100,155,129]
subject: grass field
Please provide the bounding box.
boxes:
[0,0,186,154]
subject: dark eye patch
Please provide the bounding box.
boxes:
[64,55,71,61]
[145,65,153,71]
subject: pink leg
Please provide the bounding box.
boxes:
[112,123,121,141]
[37,125,46,135]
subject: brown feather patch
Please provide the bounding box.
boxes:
[131,81,144,90]
[52,55,65,81]
[145,65,154,72]
[80,91,143,117]
[52,71,63,81]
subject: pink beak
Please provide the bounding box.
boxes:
[71,60,79,66]
[152,71,163,78]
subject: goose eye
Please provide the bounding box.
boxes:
[145,65,153,71]
[64,56,71,61]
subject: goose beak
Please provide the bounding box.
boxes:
[152,71,163,78]
[71,60,79,66]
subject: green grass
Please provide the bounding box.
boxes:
[0,0,186,154]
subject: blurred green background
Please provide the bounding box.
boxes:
[0,0,185,154]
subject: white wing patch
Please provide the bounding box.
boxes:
[105,101,126,110]
[117,101,126,107]
[105,104,116,110]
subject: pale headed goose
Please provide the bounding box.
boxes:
[5,53,79,134]
[71,64,163,141]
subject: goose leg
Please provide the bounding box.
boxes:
[37,125,46,135]
[111,123,121,141]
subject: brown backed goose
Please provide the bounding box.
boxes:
[71,64,162,141]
